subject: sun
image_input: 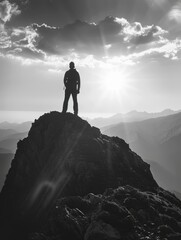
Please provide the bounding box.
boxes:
[100,69,131,99]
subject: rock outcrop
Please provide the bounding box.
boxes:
[31,186,181,240]
[0,112,180,239]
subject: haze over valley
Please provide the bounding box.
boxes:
[1,109,181,197]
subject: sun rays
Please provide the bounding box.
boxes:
[98,67,137,104]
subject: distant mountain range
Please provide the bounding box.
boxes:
[0,121,31,153]
[0,121,31,191]
[103,111,181,193]
[0,121,31,132]
[1,110,181,194]
[89,109,181,128]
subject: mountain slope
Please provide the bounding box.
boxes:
[0,147,11,153]
[0,130,27,192]
[0,129,17,141]
[1,112,181,240]
[148,160,179,191]
[0,153,13,191]
[0,132,28,153]
[103,112,181,192]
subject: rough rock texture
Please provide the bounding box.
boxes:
[0,112,178,239]
[30,186,181,240]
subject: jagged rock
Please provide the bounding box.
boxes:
[0,112,180,239]
[30,186,181,240]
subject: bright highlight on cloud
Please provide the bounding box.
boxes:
[168,2,181,24]
[0,0,20,23]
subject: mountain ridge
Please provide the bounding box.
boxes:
[0,112,181,240]
[0,121,31,132]
[89,109,181,128]
[103,111,181,192]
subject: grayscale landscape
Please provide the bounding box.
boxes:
[1,0,181,239]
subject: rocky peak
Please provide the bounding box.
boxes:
[0,112,158,238]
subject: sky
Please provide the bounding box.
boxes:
[1,0,181,121]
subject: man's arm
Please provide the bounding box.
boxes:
[64,72,68,87]
[77,72,80,93]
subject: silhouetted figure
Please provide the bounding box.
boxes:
[62,62,80,115]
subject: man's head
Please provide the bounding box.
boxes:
[69,62,75,69]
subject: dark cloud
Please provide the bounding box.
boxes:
[0,16,168,60]
[30,17,167,57]
[9,0,88,27]
[2,0,178,62]
[32,17,127,56]
[9,0,166,28]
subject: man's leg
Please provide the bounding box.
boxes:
[72,92,78,115]
[62,90,71,113]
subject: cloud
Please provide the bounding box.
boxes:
[108,39,181,65]
[123,23,167,45]
[0,16,180,69]
[0,0,21,23]
[0,25,45,59]
[0,31,11,49]
[2,38,181,74]
[0,0,21,51]
[168,2,181,24]
[31,17,167,57]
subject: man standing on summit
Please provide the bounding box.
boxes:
[62,62,80,115]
